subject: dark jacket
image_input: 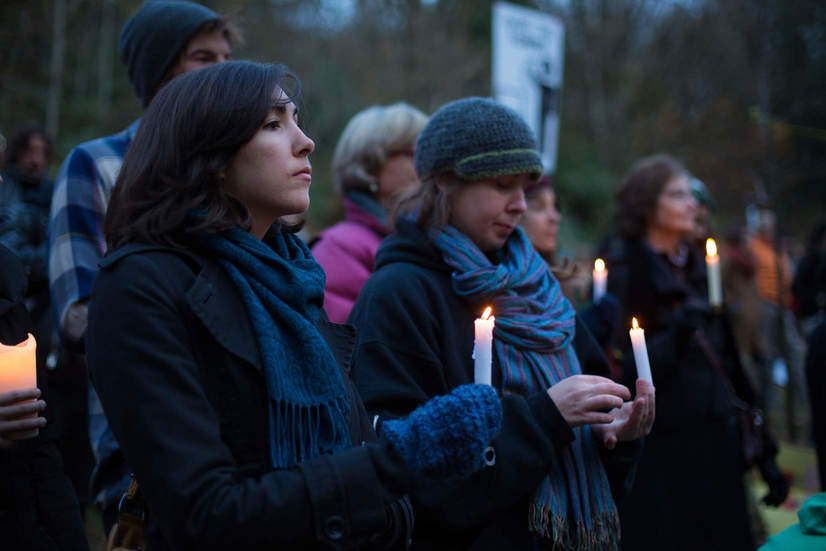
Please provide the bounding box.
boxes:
[0,244,89,551]
[0,167,55,370]
[606,238,756,551]
[0,166,53,291]
[794,239,826,490]
[793,246,826,318]
[349,219,639,551]
[86,241,414,551]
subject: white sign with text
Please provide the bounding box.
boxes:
[492,2,564,174]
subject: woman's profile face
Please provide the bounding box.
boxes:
[650,174,697,237]
[224,93,315,237]
[446,173,531,253]
[520,186,561,256]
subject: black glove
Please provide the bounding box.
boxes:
[672,296,710,343]
[759,457,790,507]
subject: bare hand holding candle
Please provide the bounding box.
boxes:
[592,258,607,303]
[705,238,723,308]
[629,318,653,385]
[473,307,495,386]
[0,333,42,442]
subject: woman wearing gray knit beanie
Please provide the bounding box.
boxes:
[350,97,655,551]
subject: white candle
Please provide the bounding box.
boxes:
[592,258,607,303]
[473,306,495,386]
[705,238,723,308]
[0,333,39,440]
[629,318,653,385]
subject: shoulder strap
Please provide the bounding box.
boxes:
[693,330,750,410]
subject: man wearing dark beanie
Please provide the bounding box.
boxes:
[47,0,240,535]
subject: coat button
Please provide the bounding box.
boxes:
[324,515,345,541]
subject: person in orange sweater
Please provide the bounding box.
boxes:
[748,209,807,424]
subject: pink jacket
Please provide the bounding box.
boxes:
[312,199,388,323]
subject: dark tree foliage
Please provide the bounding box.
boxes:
[1,0,822,241]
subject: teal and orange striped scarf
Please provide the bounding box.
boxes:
[431,223,620,551]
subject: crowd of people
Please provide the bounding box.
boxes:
[0,1,824,550]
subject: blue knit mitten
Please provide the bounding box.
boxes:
[380,384,502,481]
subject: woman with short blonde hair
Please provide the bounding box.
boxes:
[313,102,428,322]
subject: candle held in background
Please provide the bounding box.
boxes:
[705,238,723,308]
[593,258,607,303]
[629,317,653,385]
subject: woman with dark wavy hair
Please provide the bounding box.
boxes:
[86,61,502,550]
[607,154,787,551]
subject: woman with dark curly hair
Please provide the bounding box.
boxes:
[606,154,787,550]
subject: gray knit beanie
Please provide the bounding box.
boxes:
[119,1,222,108]
[414,97,543,182]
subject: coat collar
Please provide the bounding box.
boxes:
[101,241,358,376]
[188,259,358,376]
[624,238,700,300]
[342,196,389,237]
[186,259,263,372]
[102,243,263,372]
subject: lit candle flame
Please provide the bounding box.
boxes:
[706,238,717,257]
[481,306,492,320]
[632,317,639,329]
[594,258,605,272]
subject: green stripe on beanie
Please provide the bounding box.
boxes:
[414,97,543,182]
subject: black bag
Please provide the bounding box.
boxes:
[694,330,766,470]
[732,395,766,470]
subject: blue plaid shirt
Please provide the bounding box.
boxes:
[48,120,139,508]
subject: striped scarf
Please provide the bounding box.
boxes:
[190,226,351,470]
[430,224,619,550]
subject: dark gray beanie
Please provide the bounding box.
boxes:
[414,97,543,182]
[119,1,222,108]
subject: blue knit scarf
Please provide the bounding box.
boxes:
[430,224,619,550]
[190,226,351,469]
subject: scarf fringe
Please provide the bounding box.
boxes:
[191,226,352,471]
[270,395,352,469]
[529,503,621,551]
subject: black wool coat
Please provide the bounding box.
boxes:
[86,241,414,551]
[0,244,89,551]
[606,238,756,551]
[349,219,640,551]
